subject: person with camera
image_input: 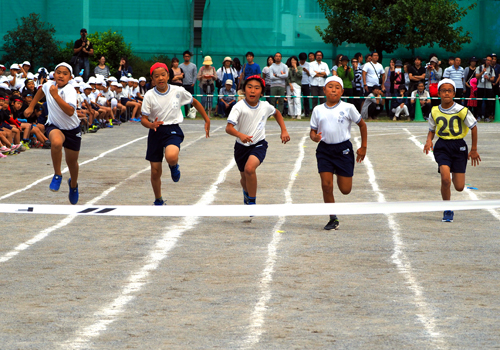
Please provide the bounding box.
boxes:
[72,28,93,82]
[337,55,354,103]
[475,55,496,122]
[118,57,133,78]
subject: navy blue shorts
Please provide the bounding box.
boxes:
[1,122,12,130]
[146,124,184,162]
[234,140,268,172]
[433,138,468,173]
[120,98,131,105]
[45,124,82,152]
[316,140,355,177]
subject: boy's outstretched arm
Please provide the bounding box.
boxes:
[423,130,435,154]
[192,98,210,138]
[468,126,481,166]
[273,109,290,144]
[356,118,367,162]
[226,123,253,143]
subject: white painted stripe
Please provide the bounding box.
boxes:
[404,128,500,221]
[62,158,236,349]
[0,128,221,264]
[354,137,448,347]
[241,133,308,349]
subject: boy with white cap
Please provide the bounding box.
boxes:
[24,62,82,204]
[310,76,367,230]
[424,78,481,222]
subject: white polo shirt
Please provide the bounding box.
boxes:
[141,85,193,125]
[310,101,361,144]
[362,62,384,87]
[227,99,276,146]
[309,61,330,86]
[42,81,80,130]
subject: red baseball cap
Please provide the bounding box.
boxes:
[150,62,168,75]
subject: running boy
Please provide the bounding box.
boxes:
[423,78,480,222]
[310,76,367,230]
[141,62,210,206]
[24,63,81,204]
[226,75,290,206]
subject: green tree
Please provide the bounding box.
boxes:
[1,13,61,69]
[85,29,133,76]
[316,0,476,57]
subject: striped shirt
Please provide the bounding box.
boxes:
[443,66,464,89]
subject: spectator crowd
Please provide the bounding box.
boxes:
[1,27,499,160]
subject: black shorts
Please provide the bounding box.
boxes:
[316,140,355,177]
[45,124,82,152]
[433,138,468,174]
[1,122,12,130]
[234,139,268,172]
[146,124,184,162]
[120,98,131,105]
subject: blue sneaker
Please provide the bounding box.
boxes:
[49,174,63,192]
[153,197,166,206]
[243,189,250,205]
[170,164,181,182]
[442,210,454,222]
[68,178,79,205]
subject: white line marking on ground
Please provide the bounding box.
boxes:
[354,136,448,348]
[62,158,236,349]
[240,133,308,349]
[0,128,220,264]
[404,128,500,221]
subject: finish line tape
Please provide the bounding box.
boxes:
[1,200,499,217]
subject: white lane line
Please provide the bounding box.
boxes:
[240,133,308,349]
[404,128,500,221]
[0,135,146,201]
[62,158,236,349]
[354,136,448,348]
[0,129,219,264]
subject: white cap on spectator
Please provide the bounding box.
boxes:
[75,76,83,83]
[115,82,123,88]
[0,83,9,90]
[95,78,104,85]
[22,61,31,66]
[139,77,146,82]
[438,78,456,92]
[101,81,107,88]
[88,76,97,84]
[108,76,117,82]
[324,76,344,89]
[83,83,92,90]
[0,64,6,70]
[26,72,35,79]
[70,80,80,87]
[49,71,54,79]
[34,73,39,79]
[10,64,20,70]
[133,79,139,83]
[120,76,128,82]
[225,79,233,85]
[111,82,121,87]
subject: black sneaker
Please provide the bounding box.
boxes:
[324,218,340,230]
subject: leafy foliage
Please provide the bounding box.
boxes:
[316,0,476,55]
[86,29,133,75]
[128,54,172,79]
[1,13,62,69]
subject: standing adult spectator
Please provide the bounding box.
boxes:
[425,56,443,106]
[491,53,500,98]
[197,56,217,117]
[408,56,426,93]
[232,57,242,87]
[169,58,184,87]
[390,60,405,95]
[239,52,261,89]
[94,55,110,78]
[299,52,311,117]
[309,51,330,110]
[217,57,238,91]
[403,62,411,91]
[308,52,315,63]
[330,54,343,76]
[286,55,303,119]
[261,56,274,102]
[72,28,94,82]
[365,53,372,64]
[117,57,133,78]
[354,52,364,68]
[352,57,364,112]
[362,52,385,95]
[181,50,197,115]
[464,57,478,100]
[475,55,496,122]
[383,58,396,116]
[336,55,354,101]
[269,52,288,114]
[443,57,464,104]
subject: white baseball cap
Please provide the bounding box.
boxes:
[49,71,54,79]
[139,77,146,82]
[108,76,117,82]
[120,76,128,82]
[225,79,233,85]
[10,64,20,70]
[75,76,83,83]
[22,61,31,66]
[88,76,97,84]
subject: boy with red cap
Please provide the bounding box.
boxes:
[141,62,210,206]
[226,75,290,206]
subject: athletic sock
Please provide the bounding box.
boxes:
[330,215,337,221]
[247,196,256,205]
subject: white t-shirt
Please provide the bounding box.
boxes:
[227,100,276,146]
[141,85,193,125]
[310,101,361,144]
[42,81,80,130]
[362,62,384,87]
[76,94,84,109]
[299,61,310,85]
[309,61,330,86]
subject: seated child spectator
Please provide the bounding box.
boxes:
[217,79,236,118]
[360,85,383,120]
[391,86,410,121]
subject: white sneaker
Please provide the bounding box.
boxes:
[393,116,397,121]
[297,115,302,120]
[188,107,197,119]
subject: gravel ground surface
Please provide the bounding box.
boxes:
[1,119,499,349]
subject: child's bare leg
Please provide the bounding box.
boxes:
[439,165,452,200]
[452,173,466,192]
[65,148,79,187]
[150,162,163,199]
[37,124,45,134]
[12,128,21,144]
[165,145,179,167]
[243,155,261,197]
[0,133,11,147]
[336,175,353,195]
[320,172,335,203]
[22,124,30,139]
[32,126,48,142]
[49,130,65,175]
